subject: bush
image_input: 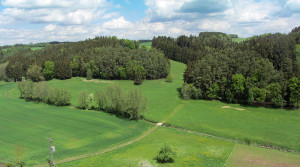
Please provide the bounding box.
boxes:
[165,73,173,82]
[26,64,44,82]
[33,82,49,102]
[77,91,88,109]
[106,84,124,114]
[47,88,71,106]
[43,61,55,80]
[86,68,92,80]
[124,88,147,120]
[94,89,107,110]
[0,62,11,81]
[155,143,176,163]
[271,94,286,108]
[181,83,191,100]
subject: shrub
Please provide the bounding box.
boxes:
[181,83,191,100]
[155,143,176,163]
[26,64,44,82]
[43,61,55,80]
[86,68,92,80]
[271,94,286,108]
[124,88,147,120]
[165,73,173,82]
[77,91,88,109]
[47,88,71,106]
[0,62,11,81]
[33,82,49,102]
[94,89,107,110]
[107,84,124,114]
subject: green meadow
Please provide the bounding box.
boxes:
[59,127,235,167]
[0,82,149,166]
[139,42,152,50]
[2,57,300,166]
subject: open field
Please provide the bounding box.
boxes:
[31,47,44,51]
[139,42,152,50]
[167,100,300,152]
[227,144,300,167]
[7,60,300,152]
[3,59,300,166]
[231,38,250,42]
[0,82,149,166]
[59,127,235,167]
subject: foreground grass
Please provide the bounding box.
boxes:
[59,127,234,167]
[227,144,300,167]
[0,83,149,166]
[167,100,300,152]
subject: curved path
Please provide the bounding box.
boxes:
[34,103,186,167]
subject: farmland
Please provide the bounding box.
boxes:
[0,82,150,166]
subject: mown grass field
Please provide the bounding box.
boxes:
[227,144,300,167]
[59,127,235,167]
[0,82,149,166]
[139,42,152,50]
[231,38,250,43]
[7,60,300,152]
[167,100,300,152]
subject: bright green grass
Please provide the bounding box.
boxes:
[8,60,186,123]
[231,38,249,43]
[139,42,152,50]
[0,83,149,166]
[227,144,300,167]
[59,127,235,167]
[31,46,44,51]
[167,100,300,151]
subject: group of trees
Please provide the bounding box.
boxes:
[77,85,147,120]
[154,27,300,108]
[18,81,71,106]
[0,36,169,85]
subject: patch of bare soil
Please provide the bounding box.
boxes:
[82,79,113,84]
[222,106,245,111]
[222,106,232,109]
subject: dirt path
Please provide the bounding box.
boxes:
[34,103,186,167]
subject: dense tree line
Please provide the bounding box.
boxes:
[0,36,169,85]
[153,27,300,108]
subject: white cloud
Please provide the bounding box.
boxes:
[44,24,56,31]
[285,0,300,12]
[102,16,134,29]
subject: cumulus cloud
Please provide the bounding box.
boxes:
[102,16,134,29]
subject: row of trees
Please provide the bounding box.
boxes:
[18,81,71,106]
[77,85,147,120]
[1,36,170,85]
[154,27,300,108]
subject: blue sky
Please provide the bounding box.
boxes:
[0,0,300,45]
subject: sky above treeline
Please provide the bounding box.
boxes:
[0,0,300,45]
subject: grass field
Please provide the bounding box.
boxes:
[0,82,149,166]
[59,127,235,167]
[226,144,300,167]
[31,47,44,51]
[139,42,152,50]
[7,60,300,152]
[231,38,250,43]
[167,100,300,152]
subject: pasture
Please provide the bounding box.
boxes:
[0,82,149,166]
[139,42,152,50]
[227,144,300,167]
[231,38,250,42]
[59,127,235,167]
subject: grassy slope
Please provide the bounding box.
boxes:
[59,127,234,167]
[8,59,300,151]
[227,144,300,167]
[0,83,149,166]
[139,42,152,50]
[167,100,300,151]
[9,60,186,123]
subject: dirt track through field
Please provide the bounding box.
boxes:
[34,103,186,167]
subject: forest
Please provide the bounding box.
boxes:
[0,37,169,85]
[152,27,300,108]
